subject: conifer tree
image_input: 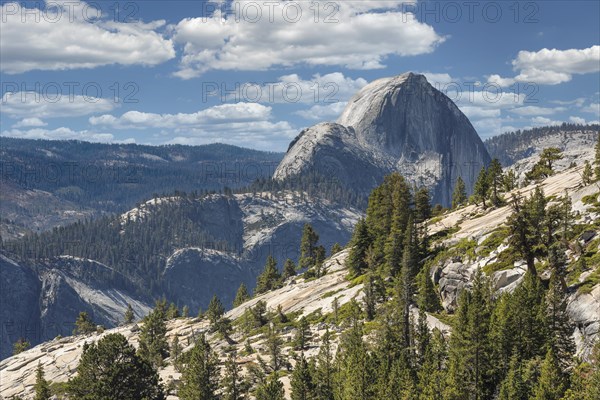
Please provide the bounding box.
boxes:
[452,177,467,209]
[526,147,563,182]
[266,325,284,372]
[182,305,189,317]
[291,353,315,400]
[363,274,378,321]
[346,219,370,277]
[166,303,180,319]
[207,294,225,327]
[545,274,575,371]
[487,158,504,206]
[299,223,320,270]
[170,335,182,371]
[255,373,285,400]
[294,316,311,351]
[138,301,169,368]
[503,169,518,192]
[255,255,281,294]
[34,362,51,400]
[73,311,95,335]
[532,348,567,400]
[498,352,528,400]
[178,334,219,400]
[234,283,251,307]
[12,337,30,355]
[124,303,135,324]
[417,328,447,400]
[68,333,165,400]
[414,187,432,223]
[314,328,335,400]
[222,352,250,400]
[474,167,490,208]
[416,265,442,313]
[582,160,593,184]
[330,243,343,255]
[282,259,297,280]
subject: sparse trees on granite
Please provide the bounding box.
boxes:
[124,303,135,324]
[234,283,251,307]
[178,334,220,400]
[34,362,51,400]
[452,177,467,209]
[73,312,96,335]
[138,301,169,368]
[255,255,282,294]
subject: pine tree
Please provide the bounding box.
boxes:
[346,219,370,277]
[532,348,566,400]
[234,283,251,307]
[299,223,320,270]
[330,243,343,255]
[167,303,180,319]
[73,311,95,335]
[255,255,281,294]
[417,328,447,400]
[503,169,518,192]
[291,353,315,400]
[178,334,220,400]
[124,303,135,324]
[487,158,504,206]
[474,167,490,208]
[12,337,30,355]
[314,328,334,400]
[170,335,183,371]
[68,333,165,400]
[414,187,432,223]
[266,325,284,372]
[527,147,563,182]
[255,373,285,400]
[138,301,169,368]
[182,305,190,317]
[34,362,51,400]
[498,352,528,400]
[582,160,593,184]
[452,177,467,209]
[222,352,250,400]
[363,274,378,321]
[283,259,297,280]
[545,274,575,371]
[294,316,311,351]
[207,295,225,326]
[416,265,442,313]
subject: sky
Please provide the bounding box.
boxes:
[0,0,599,151]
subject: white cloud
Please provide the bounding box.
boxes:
[0,127,133,143]
[581,103,600,116]
[295,102,348,120]
[459,107,501,120]
[488,46,600,86]
[531,117,562,126]
[569,116,586,124]
[510,106,566,116]
[551,98,586,106]
[172,1,445,78]
[1,91,116,118]
[229,73,367,105]
[0,1,175,73]
[11,117,47,128]
[89,103,275,129]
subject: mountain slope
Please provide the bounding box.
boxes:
[274,73,491,206]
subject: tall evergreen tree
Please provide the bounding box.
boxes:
[416,265,442,313]
[452,177,467,209]
[255,373,285,400]
[474,167,490,208]
[178,334,220,400]
[314,328,335,400]
[207,295,225,326]
[34,362,51,400]
[582,160,593,184]
[266,325,284,372]
[487,158,504,206]
[291,353,315,400]
[255,255,282,294]
[294,316,311,351]
[222,352,250,400]
[595,133,600,180]
[414,187,432,223]
[346,219,371,277]
[73,311,95,335]
[532,348,567,400]
[417,328,447,400]
[498,352,528,400]
[68,333,165,400]
[234,283,251,307]
[124,303,135,324]
[282,258,297,280]
[299,224,320,270]
[138,301,169,368]
[545,274,575,371]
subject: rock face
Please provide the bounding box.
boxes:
[274,73,491,206]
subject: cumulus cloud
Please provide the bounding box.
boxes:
[487,46,600,86]
[0,126,133,143]
[172,1,444,78]
[1,91,116,118]
[295,102,348,121]
[581,103,600,116]
[0,1,175,73]
[11,117,47,128]
[510,106,567,116]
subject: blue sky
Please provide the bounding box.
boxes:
[1,0,599,151]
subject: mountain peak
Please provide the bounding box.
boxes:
[275,72,490,205]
